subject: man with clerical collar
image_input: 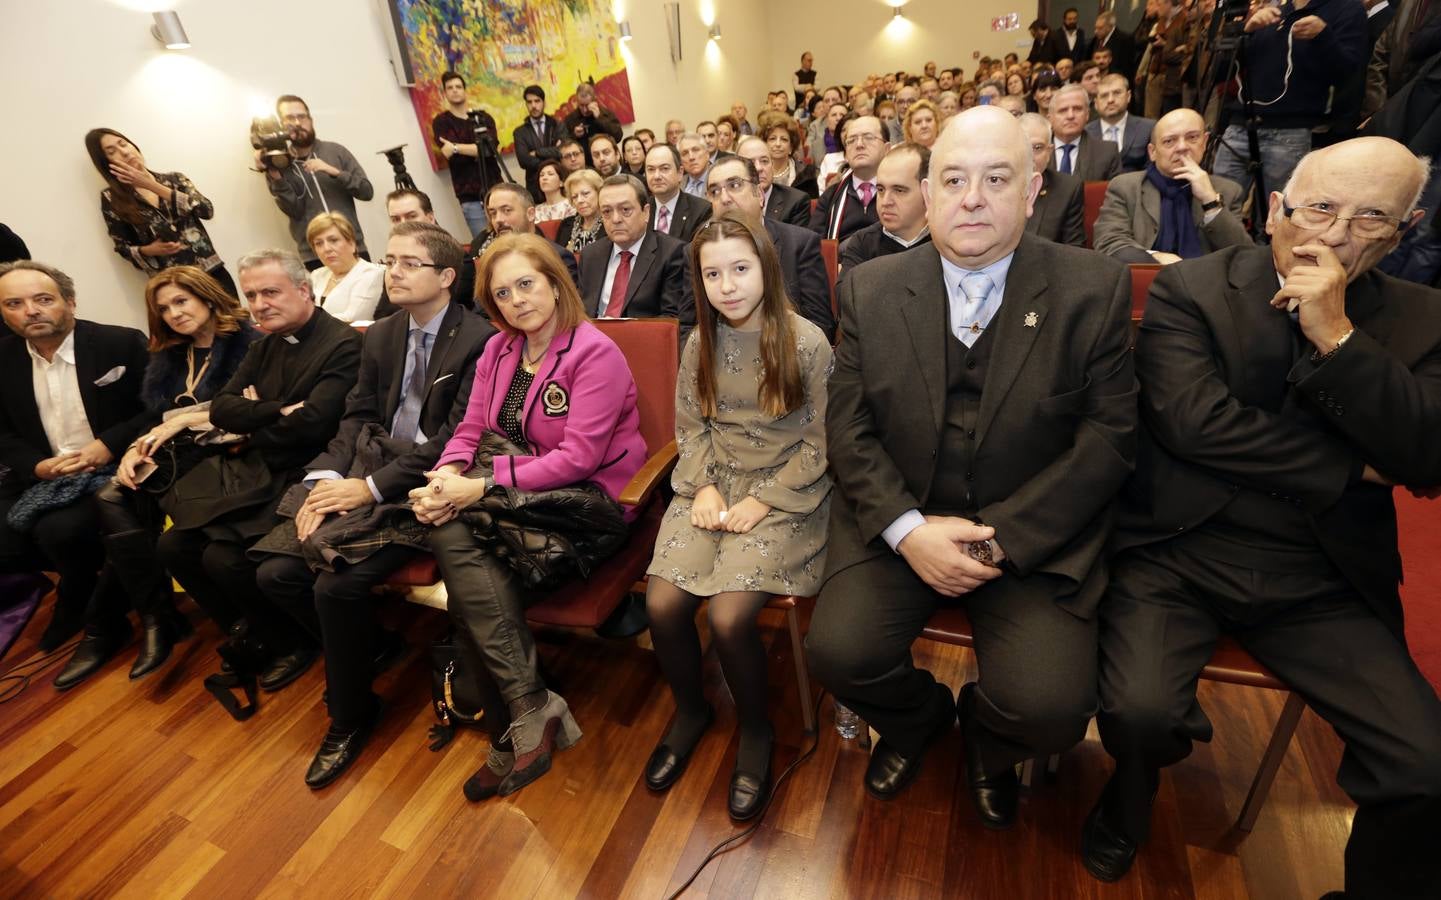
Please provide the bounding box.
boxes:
[839,141,933,277]
[806,107,1137,832]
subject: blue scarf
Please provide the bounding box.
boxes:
[1145,163,1203,259]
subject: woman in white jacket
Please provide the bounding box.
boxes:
[305,212,385,323]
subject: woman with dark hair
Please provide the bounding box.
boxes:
[1029,70,1063,115]
[758,113,819,198]
[532,160,575,224]
[53,266,261,689]
[85,128,235,297]
[411,233,646,801]
[620,135,647,178]
[714,115,740,154]
[642,213,832,820]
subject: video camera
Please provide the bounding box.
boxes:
[250,116,294,171]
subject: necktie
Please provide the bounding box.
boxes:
[391,329,431,442]
[604,250,633,317]
[957,272,994,349]
[656,204,671,234]
[1105,126,1120,149]
[858,181,874,207]
[1060,143,1075,175]
[534,119,544,140]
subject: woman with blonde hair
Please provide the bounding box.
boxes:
[903,99,941,149]
[306,212,386,323]
[555,169,605,254]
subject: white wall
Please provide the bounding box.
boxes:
[766,0,1039,94]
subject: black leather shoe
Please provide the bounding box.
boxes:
[53,627,131,691]
[259,645,318,692]
[304,703,383,789]
[130,611,194,680]
[1081,796,1139,882]
[959,683,1019,829]
[645,706,715,792]
[728,761,771,821]
[863,683,957,800]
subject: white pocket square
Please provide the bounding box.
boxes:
[432,373,455,386]
[93,366,126,387]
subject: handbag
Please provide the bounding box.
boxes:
[426,629,486,750]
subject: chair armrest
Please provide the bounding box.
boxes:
[618,440,678,508]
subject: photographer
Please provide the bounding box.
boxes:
[431,71,502,239]
[560,81,622,162]
[1210,0,1366,201]
[257,95,374,271]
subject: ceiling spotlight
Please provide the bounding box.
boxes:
[619,21,632,41]
[150,11,191,50]
[709,23,722,40]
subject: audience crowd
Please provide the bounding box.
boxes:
[3,2,1441,895]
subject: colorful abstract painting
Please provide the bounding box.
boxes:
[394,0,636,169]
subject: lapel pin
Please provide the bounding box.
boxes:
[1024,311,1039,328]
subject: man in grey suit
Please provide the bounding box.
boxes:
[1094,109,1250,265]
[1049,84,1122,182]
[736,136,810,228]
[1086,74,1154,174]
[644,143,712,244]
[1021,114,1086,246]
[806,108,1137,829]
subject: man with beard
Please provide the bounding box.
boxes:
[472,184,580,287]
[260,95,375,271]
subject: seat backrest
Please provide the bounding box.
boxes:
[536,219,562,241]
[819,238,839,321]
[1129,263,1162,321]
[591,318,679,457]
[1083,180,1108,249]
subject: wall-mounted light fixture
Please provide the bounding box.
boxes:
[619,20,632,41]
[708,23,722,40]
[150,11,191,50]
[665,2,682,62]
[893,6,903,18]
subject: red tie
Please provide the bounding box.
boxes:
[604,250,632,317]
[657,205,671,234]
[858,181,874,207]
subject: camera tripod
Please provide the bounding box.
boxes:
[1197,0,1269,241]
[470,109,517,201]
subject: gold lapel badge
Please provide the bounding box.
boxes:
[542,381,569,416]
[1024,311,1039,328]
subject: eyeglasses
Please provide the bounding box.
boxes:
[706,176,757,199]
[1281,201,1408,240]
[844,133,885,149]
[381,257,445,271]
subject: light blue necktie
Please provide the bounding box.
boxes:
[957,272,995,348]
[391,329,432,442]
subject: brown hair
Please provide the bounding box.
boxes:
[757,111,803,155]
[306,211,356,248]
[475,233,587,335]
[687,213,802,419]
[143,265,251,351]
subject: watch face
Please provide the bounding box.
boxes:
[966,540,993,565]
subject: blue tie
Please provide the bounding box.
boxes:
[1059,143,1075,175]
[391,329,431,442]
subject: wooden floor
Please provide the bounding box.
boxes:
[0,583,1356,900]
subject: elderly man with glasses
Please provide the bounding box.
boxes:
[810,114,888,242]
[1083,137,1441,900]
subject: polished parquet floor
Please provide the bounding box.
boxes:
[0,583,1354,899]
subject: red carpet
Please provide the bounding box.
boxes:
[1399,490,1441,693]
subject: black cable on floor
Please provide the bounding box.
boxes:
[0,639,81,703]
[664,688,830,900]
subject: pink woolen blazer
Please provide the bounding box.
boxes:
[436,321,648,515]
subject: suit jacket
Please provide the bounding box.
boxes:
[1090,29,1139,83]
[0,320,148,495]
[1118,246,1441,637]
[1058,26,1087,63]
[1050,131,1122,183]
[1029,31,1068,64]
[1025,170,1086,247]
[1085,115,1155,174]
[649,191,712,244]
[306,304,496,501]
[1147,12,1192,95]
[579,230,694,331]
[436,321,648,510]
[512,115,562,201]
[1093,170,1250,264]
[763,217,835,341]
[765,183,812,228]
[809,175,879,242]
[825,237,1137,617]
[837,222,932,281]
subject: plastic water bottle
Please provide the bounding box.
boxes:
[834,701,860,740]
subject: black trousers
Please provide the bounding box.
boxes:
[1097,539,1441,900]
[0,492,116,629]
[429,520,541,743]
[256,545,416,729]
[156,526,303,650]
[806,552,1098,774]
[93,482,174,628]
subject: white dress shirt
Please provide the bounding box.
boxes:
[310,258,387,324]
[1053,137,1082,173]
[880,250,1015,551]
[654,193,680,233]
[29,331,94,455]
[1101,113,1130,151]
[599,233,647,316]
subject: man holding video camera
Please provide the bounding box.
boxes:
[431,71,502,240]
[256,95,375,271]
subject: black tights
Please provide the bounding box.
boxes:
[646,579,773,774]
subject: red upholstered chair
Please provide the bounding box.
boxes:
[1129,263,1162,322]
[389,318,681,635]
[820,238,839,325]
[1083,180,1109,249]
[535,218,562,241]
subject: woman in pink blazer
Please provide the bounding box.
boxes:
[412,233,645,802]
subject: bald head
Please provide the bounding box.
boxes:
[1147,108,1208,178]
[1285,137,1429,214]
[926,106,1041,268]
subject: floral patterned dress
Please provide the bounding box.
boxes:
[101,171,222,274]
[647,313,833,596]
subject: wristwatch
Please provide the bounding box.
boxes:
[1200,196,1223,212]
[966,538,998,566]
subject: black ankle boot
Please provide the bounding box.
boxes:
[130,609,194,680]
